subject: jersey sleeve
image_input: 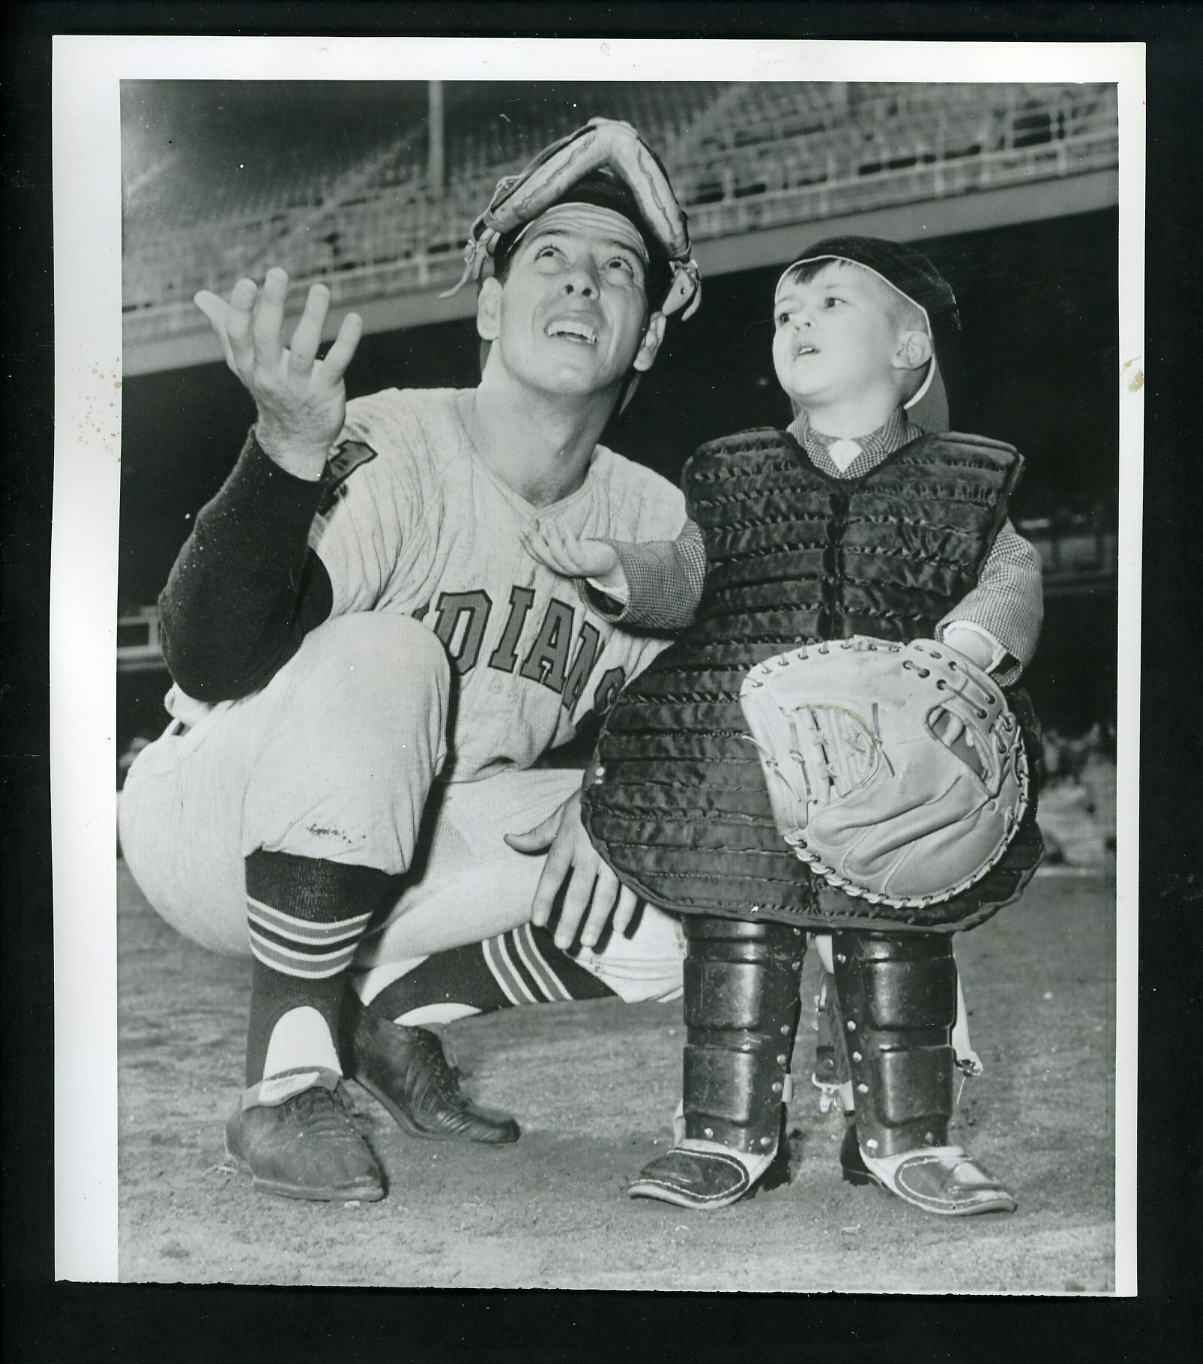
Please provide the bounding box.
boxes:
[158,430,334,702]
[159,390,429,702]
[936,519,1044,684]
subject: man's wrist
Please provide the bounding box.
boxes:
[254,423,331,482]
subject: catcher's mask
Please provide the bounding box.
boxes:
[778,236,962,432]
[444,117,701,412]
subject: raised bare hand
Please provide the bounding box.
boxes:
[194,267,363,480]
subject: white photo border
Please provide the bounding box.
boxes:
[51,34,1145,1288]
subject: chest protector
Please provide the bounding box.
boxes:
[582,428,1043,933]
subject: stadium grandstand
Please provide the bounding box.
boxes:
[118,80,1122,751]
[122,80,1117,355]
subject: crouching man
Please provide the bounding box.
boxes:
[120,120,702,1201]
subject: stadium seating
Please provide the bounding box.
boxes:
[123,81,1118,331]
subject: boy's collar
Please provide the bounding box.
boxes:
[789,407,919,468]
[785,403,922,474]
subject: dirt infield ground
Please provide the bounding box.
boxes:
[117,835,1118,1294]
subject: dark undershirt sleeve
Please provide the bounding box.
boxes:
[158,430,335,702]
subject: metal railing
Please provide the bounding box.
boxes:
[123,123,1118,347]
[687,129,1116,237]
[122,83,1118,346]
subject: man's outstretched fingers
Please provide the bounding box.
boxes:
[287,283,331,374]
[324,310,364,380]
[251,266,289,368]
[194,290,238,371]
[531,835,572,932]
[223,278,258,370]
[578,865,623,949]
[554,867,593,952]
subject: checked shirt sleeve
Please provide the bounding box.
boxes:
[936,520,1044,685]
[579,519,707,632]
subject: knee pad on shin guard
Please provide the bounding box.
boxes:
[681,917,806,1155]
[831,933,957,1157]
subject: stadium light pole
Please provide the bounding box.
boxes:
[428,79,445,196]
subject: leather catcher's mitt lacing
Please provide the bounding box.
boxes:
[740,637,1030,909]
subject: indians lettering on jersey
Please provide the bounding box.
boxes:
[312,388,689,782]
[415,587,625,712]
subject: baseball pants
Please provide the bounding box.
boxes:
[118,613,685,1002]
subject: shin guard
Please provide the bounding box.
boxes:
[830,932,956,1158]
[681,916,807,1155]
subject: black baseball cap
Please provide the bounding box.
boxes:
[779,235,962,429]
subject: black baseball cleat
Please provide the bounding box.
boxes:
[225,1068,385,1202]
[839,1124,1017,1216]
[344,995,520,1145]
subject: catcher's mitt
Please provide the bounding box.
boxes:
[739,637,1029,908]
[442,117,701,319]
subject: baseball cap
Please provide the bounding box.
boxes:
[779,236,962,430]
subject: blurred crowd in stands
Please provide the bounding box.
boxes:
[1038,722,1117,866]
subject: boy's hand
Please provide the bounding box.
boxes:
[521,521,620,581]
[194,267,363,481]
[940,623,996,672]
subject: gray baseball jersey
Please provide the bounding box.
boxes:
[313,386,689,782]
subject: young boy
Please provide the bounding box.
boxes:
[523,236,1044,1215]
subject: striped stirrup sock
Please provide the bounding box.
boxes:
[243,850,394,1085]
[367,922,617,1026]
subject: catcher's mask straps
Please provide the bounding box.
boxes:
[442,116,702,322]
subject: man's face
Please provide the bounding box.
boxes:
[771,260,914,408]
[477,203,664,399]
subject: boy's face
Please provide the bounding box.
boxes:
[477,203,664,400]
[771,260,919,409]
